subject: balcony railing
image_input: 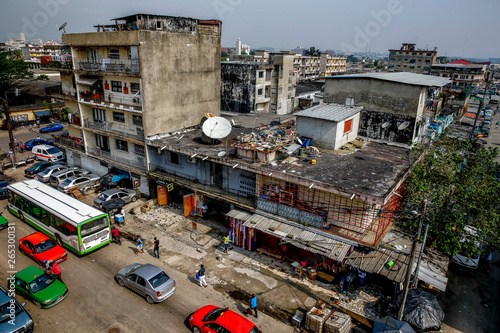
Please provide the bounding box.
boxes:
[89,148,147,172]
[53,136,85,154]
[84,118,144,141]
[79,92,142,108]
[148,164,256,209]
[40,56,73,70]
[75,58,140,74]
[45,86,78,100]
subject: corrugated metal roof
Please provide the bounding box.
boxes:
[295,104,363,122]
[226,208,253,222]
[326,72,451,87]
[243,213,351,261]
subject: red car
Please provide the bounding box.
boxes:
[19,232,68,265]
[189,305,261,333]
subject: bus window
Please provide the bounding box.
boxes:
[32,205,41,219]
[62,223,77,236]
[39,208,50,226]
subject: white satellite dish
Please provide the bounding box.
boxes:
[58,22,67,33]
[398,121,410,130]
[297,138,303,145]
[202,117,232,139]
[381,122,390,129]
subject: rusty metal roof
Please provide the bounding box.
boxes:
[226,208,253,221]
[243,212,352,262]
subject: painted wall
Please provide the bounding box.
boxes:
[221,63,257,113]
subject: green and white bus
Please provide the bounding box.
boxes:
[7,179,111,255]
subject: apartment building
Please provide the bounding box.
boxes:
[430,59,487,89]
[388,43,437,74]
[294,53,347,81]
[50,14,221,195]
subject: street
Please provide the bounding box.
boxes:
[0,205,290,333]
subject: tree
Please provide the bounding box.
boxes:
[436,56,449,64]
[400,135,500,256]
[0,50,33,96]
[305,46,321,57]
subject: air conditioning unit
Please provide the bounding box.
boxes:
[129,107,134,110]
[187,156,197,164]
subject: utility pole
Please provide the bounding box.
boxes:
[2,98,17,164]
[412,223,429,288]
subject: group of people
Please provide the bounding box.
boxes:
[134,235,160,259]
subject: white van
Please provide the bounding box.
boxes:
[32,144,65,162]
[451,226,483,269]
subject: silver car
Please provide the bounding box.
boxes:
[36,164,70,183]
[49,167,89,187]
[93,188,138,208]
[57,174,100,193]
[115,263,176,304]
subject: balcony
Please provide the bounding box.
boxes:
[75,58,140,74]
[53,136,85,154]
[45,86,78,100]
[84,118,144,142]
[89,148,147,173]
[79,92,142,111]
[40,56,73,71]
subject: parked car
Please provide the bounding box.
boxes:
[36,164,70,183]
[0,286,34,332]
[93,188,138,208]
[31,145,65,162]
[24,138,54,150]
[39,123,63,133]
[0,180,8,199]
[19,232,68,266]
[49,167,89,187]
[25,161,59,178]
[14,266,68,309]
[115,263,176,304]
[189,305,261,333]
[57,173,100,193]
[0,212,7,231]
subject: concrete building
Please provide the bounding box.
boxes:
[388,43,437,74]
[50,14,221,195]
[221,52,296,115]
[323,72,451,145]
[293,83,322,109]
[294,53,347,81]
[430,59,487,89]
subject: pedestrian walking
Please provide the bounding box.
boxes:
[46,262,63,283]
[20,142,24,153]
[153,237,160,259]
[36,135,40,140]
[36,119,40,128]
[198,264,207,287]
[247,294,258,318]
[136,235,144,255]
[223,234,230,254]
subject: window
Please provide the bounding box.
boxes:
[113,112,125,123]
[131,82,140,94]
[95,134,110,152]
[258,88,263,96]
[132,115,143,126]
[170,152,179,165]
[109,49,119,59]
[136,276,146,287]
[93,108,106,122]
[258,71,264,78]
[156,21,162,29]
[116,139,128,152]
[111,81,122,92]
[344,119,353,134]
[134,144,145,156]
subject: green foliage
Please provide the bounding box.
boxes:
[0,51,33,97]
[437,56,449,64]
[364,64,374,68]
[37,74,49,80]
[402,135,500,255]
[221,57,227,62]
[305,47,321,57]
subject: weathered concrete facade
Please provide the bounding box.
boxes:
[221,62,259,113]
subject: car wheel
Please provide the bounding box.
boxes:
[192,326,201,333]
[19,247,26,256]
[18,212,25,222]
[145,295,154,304]
[33,301,42,309]
[55,234,63,247]
[117,278,125,287]
[34,156,39,161]
[131,196,137,202]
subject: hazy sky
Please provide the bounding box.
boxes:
[1,0,499,58]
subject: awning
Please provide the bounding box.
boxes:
[243,213,351,262]
[76,77,99,86]
[33,110,51,116]
[226,208,253,222]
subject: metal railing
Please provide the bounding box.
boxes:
[89,148,147,172]
[75,58,140,74]
[148,164,256,208]
[40,56,73,70]
[83,118,144,141]
[45,86,78,100]
[53,136,85,153]
[79,92,142,108]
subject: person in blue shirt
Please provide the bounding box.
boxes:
[248,294,258,318]
[136,235,143,255]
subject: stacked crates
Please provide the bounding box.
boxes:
[324,311,351,333]
[305,307,331,333]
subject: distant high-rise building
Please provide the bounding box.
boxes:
[387,43,437,74]
[236,37,242,55]
[19,32,25,41]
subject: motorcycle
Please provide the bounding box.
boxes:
[112,234,121,245]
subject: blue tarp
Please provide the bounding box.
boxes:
[33,110,51,116]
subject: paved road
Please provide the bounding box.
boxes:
[0,205,290,333]
[0,123,61,159]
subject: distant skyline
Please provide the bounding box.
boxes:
[1,0,499,59]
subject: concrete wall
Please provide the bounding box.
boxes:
[271,54,296,115]
[139,30,220,136]
[221,63,257,113]
[63,31,139,46]
[358,111,415,144]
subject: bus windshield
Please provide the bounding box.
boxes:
[80,217,108,236]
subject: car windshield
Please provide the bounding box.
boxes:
[47,148,59,154]
[203,308,225,322]
[35,239,57,253]
[97,193,110,200]
[248,327,260,333]
[0,300,22,323]
[60,179,71,186]
[148,271,170,288]
[80,217,108,236]
[29,273,56,293]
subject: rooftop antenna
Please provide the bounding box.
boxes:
[57,22,67,34]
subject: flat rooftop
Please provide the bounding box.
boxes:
[148,112,410,199]
[327,72,451,87]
